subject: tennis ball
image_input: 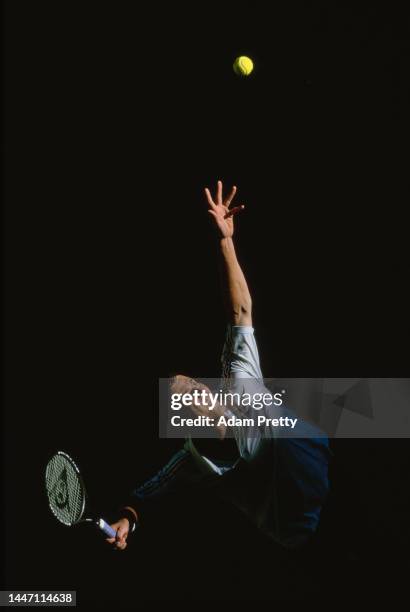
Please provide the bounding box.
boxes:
[233,56,254,77]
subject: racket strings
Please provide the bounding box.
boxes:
[45,454,84,525]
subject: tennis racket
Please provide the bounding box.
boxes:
[45,450,116,539]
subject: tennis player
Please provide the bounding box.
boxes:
[107,181,331,551]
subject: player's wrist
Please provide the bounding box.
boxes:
[219,236,234,250]
[120,506,139,534]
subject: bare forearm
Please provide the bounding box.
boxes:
[203,181,251,325]
[219,237,252,326]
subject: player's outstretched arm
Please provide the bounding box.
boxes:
[204,181,252,326]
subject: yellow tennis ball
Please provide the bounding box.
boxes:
[233,55,254,77]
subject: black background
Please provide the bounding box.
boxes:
[3,0,410,605]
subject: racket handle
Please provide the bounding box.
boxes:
[97,518,117,539]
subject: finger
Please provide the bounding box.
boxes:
[224,185,237,208]
[208,209,218,219]
[116,540,127,551]
[117,536,126,546]
[115,528,128,543]
[117,527,128,540]
[224,205,245,219]
[217,180,223,205]
[106,537,115,544]
[204,188,217,210]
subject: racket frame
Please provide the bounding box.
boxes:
[45,450,116,538]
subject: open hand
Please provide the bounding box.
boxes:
[204,180,244,238]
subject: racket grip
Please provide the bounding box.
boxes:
[97,518,117,539]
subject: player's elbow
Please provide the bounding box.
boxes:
[232,299,252,326]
